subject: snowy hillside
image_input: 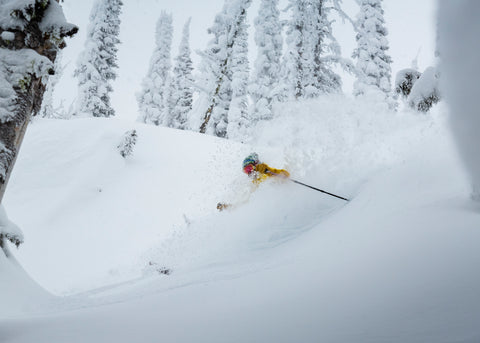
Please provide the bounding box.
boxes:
[1,96,480,342]
[2,0,480,341]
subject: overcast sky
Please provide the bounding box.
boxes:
[56,0,438,121]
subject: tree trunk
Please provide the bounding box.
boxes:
[0,0,77,252]
[0,78,45,203]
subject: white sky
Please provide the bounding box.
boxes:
[56,0,438,121]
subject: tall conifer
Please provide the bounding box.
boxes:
[197,0,252,138]
[284,0,342,99]
[352,0,393,97]
[137,12,173,126]
[171,18,194,130]
[75,0,122,117]
[250,0,283,120]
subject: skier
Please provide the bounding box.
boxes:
[242,152,290,184]
[217,153,290,211]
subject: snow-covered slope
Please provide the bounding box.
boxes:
[0,252,52,317]
[3,117,247,295]
[1,96,480,342]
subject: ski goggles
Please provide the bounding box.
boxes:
[243,164,255,175]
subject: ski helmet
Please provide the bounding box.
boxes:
[243,153,259,174]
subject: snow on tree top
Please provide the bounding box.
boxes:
[395,68,421,88]
[0,0,77,36]
[39,1,77,37]
[0,0,36,30]
[407,66,439,109]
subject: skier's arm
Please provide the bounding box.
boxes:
[256,163,290,178]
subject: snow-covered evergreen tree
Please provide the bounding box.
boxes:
[310,0,345,96]
[197,0,252,138]
[137,12,173,126]
[283,0,342,99]
[250,0,283,121]
[117,129,137,158]
[283,0,307,99]
[75,0,122,117]
[407,66,440,112]
[352,0,393,98]
[197,4,232,137]
[395,68,421,99]
[227,3,251,141]
[40,51,63,118]
[171,18,194,130]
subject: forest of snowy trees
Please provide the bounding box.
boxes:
[65,0,441,142]
[0,0,445,220]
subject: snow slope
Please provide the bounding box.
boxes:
[1,96,480,342]
[3,117,247,295]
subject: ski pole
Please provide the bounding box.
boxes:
[265,170,349,201]
[290,179,350,201]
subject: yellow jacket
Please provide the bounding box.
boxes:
[252,163,290,184]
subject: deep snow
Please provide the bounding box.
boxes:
[1,95,480,342]
[1,0,474,341]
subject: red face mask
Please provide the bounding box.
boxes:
[243,164,254,175]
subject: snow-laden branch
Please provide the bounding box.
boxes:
[0,205,23,249]
[321,55,357,75]
[327,3,358,31]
